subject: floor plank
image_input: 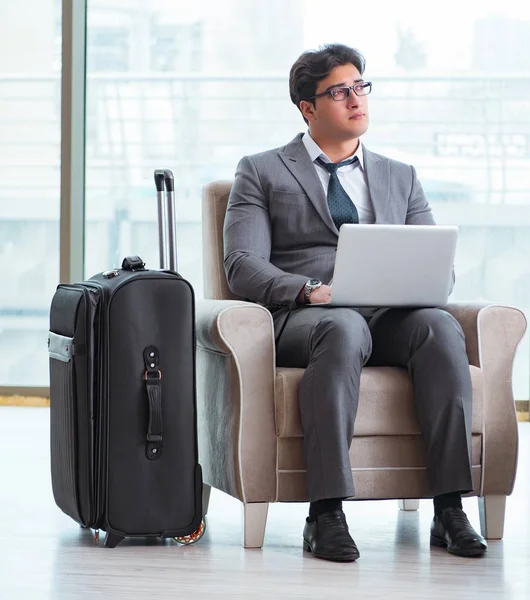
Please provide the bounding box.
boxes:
[0,408,528,599]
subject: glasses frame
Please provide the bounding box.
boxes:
[305,81,372,102]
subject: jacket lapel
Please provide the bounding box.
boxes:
[278,135,338,236]
[363,147,391,223]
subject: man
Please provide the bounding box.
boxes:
[223,43,487,562]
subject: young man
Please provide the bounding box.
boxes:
[223,44,487,562]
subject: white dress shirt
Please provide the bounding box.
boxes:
[302,131,375,225]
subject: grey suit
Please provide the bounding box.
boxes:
[224,133,473,501]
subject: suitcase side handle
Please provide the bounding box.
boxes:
[143,345,163,460]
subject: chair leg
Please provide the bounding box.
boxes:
[242,502,269,549]
[398,499,420,511]
[478,495,506,540]
[202,484,211,516]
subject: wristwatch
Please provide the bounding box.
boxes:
[304,278,323,304]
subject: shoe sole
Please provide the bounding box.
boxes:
[303,540,360,562]
[430,534,487,557]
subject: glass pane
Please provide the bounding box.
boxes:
[85,0,529,399]
[85,0,305,296]
[0,0,61,386]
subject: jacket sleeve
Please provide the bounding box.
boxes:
[223,155,308,308]
[405,165,436,225]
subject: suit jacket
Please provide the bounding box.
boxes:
[223,133,438,336]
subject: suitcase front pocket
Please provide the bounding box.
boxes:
[49,332,83,524]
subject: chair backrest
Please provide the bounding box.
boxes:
[201,180,241,300]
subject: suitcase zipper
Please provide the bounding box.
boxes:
[82,281,108,530]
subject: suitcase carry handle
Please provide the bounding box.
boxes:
[144,346,163,460]
[121,255,146,271]
[154,168,177,272]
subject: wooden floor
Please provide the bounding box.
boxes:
[0,408,529,599]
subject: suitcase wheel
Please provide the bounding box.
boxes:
[173,519,206,545]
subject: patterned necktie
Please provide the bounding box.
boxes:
[316,156,360,229]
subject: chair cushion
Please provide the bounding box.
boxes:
[275,365,484,438]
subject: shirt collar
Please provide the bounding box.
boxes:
[302,131,364,169]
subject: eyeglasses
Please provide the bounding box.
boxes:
[306,81,372,102]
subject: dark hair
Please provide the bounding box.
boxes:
[289,43,366,118]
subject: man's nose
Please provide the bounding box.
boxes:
[346,92,360,108]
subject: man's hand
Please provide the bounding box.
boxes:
[309,284,332,304]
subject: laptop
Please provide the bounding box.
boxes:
[311,224,458,307]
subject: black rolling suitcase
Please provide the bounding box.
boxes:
[48,169,204,547]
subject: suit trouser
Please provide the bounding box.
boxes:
[274,306,474,502]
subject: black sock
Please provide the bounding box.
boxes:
[433,492,463,516]
[308,498,343,521]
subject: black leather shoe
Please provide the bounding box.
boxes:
[430,507,487,557]
[303,510,360,562]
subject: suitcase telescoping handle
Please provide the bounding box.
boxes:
[154,168,177,271]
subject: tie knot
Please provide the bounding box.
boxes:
[316,156,358,174]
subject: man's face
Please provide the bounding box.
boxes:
[301,63,370,141]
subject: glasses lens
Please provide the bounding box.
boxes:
[330,88,348,101]
[355,82,372,96]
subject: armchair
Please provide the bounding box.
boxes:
[196,181,527,548]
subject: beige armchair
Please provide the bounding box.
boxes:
[196,180,527,548]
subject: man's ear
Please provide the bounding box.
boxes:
[299,100,316,122]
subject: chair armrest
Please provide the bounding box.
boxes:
[444,303,527,495]
[195,300,277,503]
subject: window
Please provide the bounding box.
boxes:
[84,0,530,398]
[0,0,61,386]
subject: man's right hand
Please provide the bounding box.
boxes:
[308,284,332,304]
